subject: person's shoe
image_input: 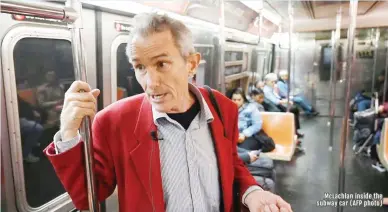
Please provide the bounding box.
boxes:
[352,144,358,151]
[24,154,40,163]
[296,142,306,152]
[371,162,386,172]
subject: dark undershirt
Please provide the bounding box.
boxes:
[167,98,201,130]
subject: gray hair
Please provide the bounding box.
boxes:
[278,70,289,77]
[264,73,278,82]
[125,13,195,61]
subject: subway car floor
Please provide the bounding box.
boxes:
[276,116,388,212]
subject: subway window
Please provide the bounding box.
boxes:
[13,38,74,207]
[116,43,143,100]
[225,51,243,61]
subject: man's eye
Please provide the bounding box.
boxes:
[157,62,170,70]
[135,65,145,72]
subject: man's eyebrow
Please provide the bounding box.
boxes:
[131,53,169,63]
[151,53,169,60]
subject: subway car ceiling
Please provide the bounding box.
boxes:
[81,0,388,33]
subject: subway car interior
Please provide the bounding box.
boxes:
[1,0,388,212]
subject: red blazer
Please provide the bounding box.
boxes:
[44,87,258,212]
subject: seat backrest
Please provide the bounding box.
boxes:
[378,118,388,169]
[18,88,37,106]
[117,87,127,100]
[260,112,295,146]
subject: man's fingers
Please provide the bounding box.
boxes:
[269,204,279,212]
[91,89,100,98]
[279,208,289,212]
[67,80,91,93]
[68,101,96,111]
[264,205,271,212]
[276,196,292,211]
[71,107,95,120]
[65,92,97,105]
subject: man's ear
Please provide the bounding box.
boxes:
[187,53,201,77]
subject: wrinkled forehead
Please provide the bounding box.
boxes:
[128,31,177,62]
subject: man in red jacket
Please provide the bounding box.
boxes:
[45,13,292,212]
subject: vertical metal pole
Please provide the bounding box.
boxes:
[286,0,293,112]
[254,12,263,86]
[328,30,336,150]
[329,7,342,150]
[337,1,358,212]
[219,0,226,94]
[66,0,100,211]
[371,28,380,93]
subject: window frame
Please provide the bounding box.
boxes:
[1,25,74,212]
[224,43,251,81]
[110,34,129,103]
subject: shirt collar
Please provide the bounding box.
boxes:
[152,83,214,125]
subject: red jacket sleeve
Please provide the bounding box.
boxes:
[230,104,261,197]
[44,115,116,210]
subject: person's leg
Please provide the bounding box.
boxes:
[357,99,371,111]
[20,118,43,162]
[253,176,275,193]
[238,136,261,151]
[293,96,312,112]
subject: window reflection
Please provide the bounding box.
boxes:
[117,43,143,100]
[14,38,73,207]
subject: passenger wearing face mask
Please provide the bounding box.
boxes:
[44,13,292,212]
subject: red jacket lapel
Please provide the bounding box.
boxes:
[129,96,165,211]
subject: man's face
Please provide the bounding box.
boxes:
[267,80,276,88]
[252,94,264,104]
[130,30,200,113]
[256,81,264,89]
[281,74,288,81]
[232,94,244,108]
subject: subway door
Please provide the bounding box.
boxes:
[99,12,143,108]
[0,12,99,211]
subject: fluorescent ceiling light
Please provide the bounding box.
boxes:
[240,0,281,26]
[240,0,264,12]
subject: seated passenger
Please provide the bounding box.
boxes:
[237,147,275,193]
[352,71,385,112]
[250,88,265,112]
[370,102,388,172]
[229,88,263,150]
[255,81,265,90]
[277,70,318,116]
[18,95,43,163]
[36,70,64,127]
[263,73,304,138]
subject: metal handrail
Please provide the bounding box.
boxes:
[0,0,99,211]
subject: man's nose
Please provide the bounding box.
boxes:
[146,69,161,88]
